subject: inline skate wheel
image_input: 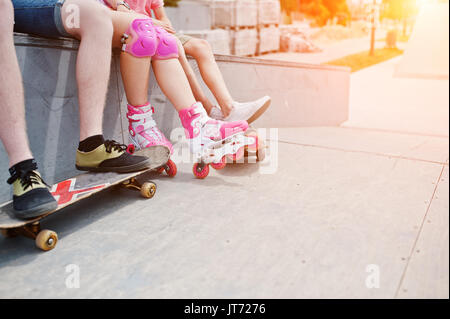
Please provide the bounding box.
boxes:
[126,144,136,155]
[256,147,266,162]
[157,159,177,177]
[165,159,177,177]
[210,157,226,170]
[228,147,245,162]
[246,132,259,152]
[193,163,209,179]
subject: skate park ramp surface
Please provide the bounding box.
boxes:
[0,34,350,203]
[0,126,448,298]
[396,3,449,79]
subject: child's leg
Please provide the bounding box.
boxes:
[176,39,215,114]
[184,38,271,123]
[110,11,196,109]
[109,11,250,167]
[152,59,196,111]
[184,38,234,116]
[120,53,151,106]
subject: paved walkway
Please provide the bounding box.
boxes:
[259,33,404,65]
[0,125,447,298]
[343,57,449,137]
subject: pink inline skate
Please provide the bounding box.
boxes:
[179,102,259,179]
[126,103,177,177]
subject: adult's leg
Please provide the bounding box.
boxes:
[1,0,58,219]
[60,0,114,141]
[0,0,33,167]
[184,38,234,116]
[59,2,152,173]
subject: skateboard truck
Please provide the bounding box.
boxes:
[1,222,58,251]
[121,177,157,199]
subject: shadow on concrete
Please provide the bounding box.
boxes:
[214,162,261,177]
[0,168,244,264]
[0,185,140,266]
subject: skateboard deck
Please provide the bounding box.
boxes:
[0,146,171,251]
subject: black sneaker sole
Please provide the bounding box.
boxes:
[14,200,58,220]
[76,145,170,174]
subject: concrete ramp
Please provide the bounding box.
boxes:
[396,3,449,79]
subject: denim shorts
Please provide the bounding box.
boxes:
[12,0,71,39]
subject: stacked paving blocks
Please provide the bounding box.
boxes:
[257,0,281,54]
[176,0,282,57]
[211,0,258,28]
[211,0,259,56]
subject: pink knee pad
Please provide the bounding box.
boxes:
[122,19,157,58]
[121,19,178,59]
[152,26,179,60]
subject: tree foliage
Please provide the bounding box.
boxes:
[297,0,350,26]
[300,0,330,26]
[322,0,349,18]
[279,0,300,15]
[381,0,418,21]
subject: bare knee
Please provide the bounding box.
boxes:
[188,39,214,62]
[0,0,14,35]
[61,0,113,39]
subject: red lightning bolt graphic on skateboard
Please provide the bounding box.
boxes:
[50,178,109,205]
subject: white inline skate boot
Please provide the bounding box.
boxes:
[126,102,177,177]
[179,102,258,179]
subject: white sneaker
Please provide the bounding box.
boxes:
[209,106,225,120]
[211,96,271,124]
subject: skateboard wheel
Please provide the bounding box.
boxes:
[210,157,226,170]
[35,230,58,251]
[193,163,209,179]
[140,182,157,199]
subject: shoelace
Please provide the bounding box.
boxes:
[104,140,127,154]
[7,169,48,192]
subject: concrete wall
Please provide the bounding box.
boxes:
[165,1,212,31]
[0,34,349,202]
